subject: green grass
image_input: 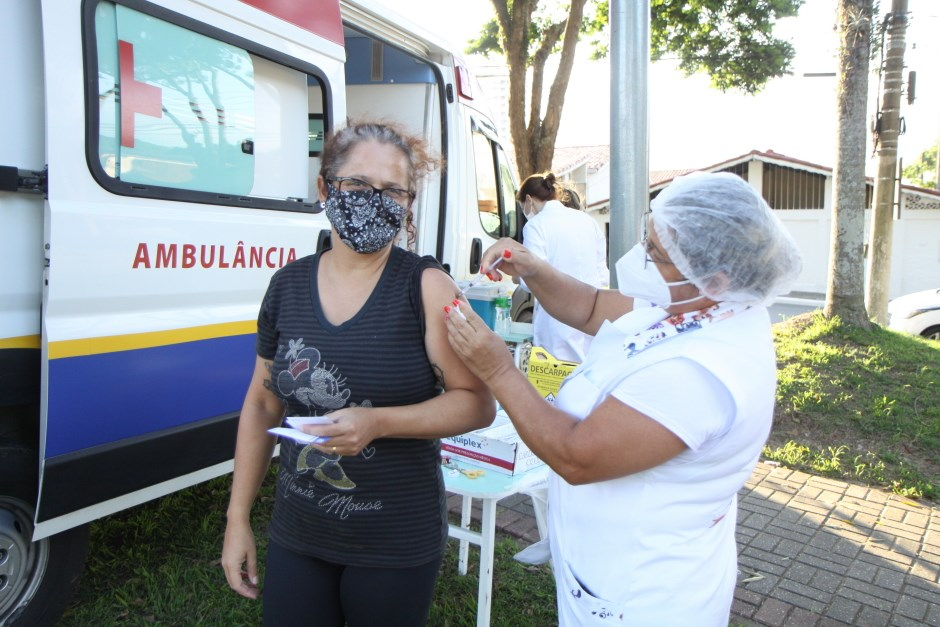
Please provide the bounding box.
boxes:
[57,467,558,626]
[766,311,939,500]
[58,312,940,624]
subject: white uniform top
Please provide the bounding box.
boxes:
[547,304,776,625]
[520,200,609,363]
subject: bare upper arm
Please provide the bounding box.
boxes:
[581,289,635,336]
[420,267,493,396]
[243,355,287,425]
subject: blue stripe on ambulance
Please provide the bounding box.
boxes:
[45,334,255,457]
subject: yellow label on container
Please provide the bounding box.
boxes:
[526,346,579,404]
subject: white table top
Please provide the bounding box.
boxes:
[442,459,550,500]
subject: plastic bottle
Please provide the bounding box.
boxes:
[494,289,512,336]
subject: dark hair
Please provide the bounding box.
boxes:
[319,120,442,246]
[517,171,559,203]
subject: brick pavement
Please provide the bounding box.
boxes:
[447,461,940,626]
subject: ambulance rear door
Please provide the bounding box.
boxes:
[34,0,344,538]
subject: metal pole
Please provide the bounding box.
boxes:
[608,0,649,289]
[895,158,902,220]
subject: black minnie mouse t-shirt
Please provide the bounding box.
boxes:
[256,246,447,567]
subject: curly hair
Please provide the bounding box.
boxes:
[319,119,443,247]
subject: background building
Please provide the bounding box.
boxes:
[552,147,940,300]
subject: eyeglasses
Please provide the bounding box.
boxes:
[327,176,415,209]
[640,210,674,268]
[641,236,674,269]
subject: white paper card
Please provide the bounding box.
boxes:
[286,416,333,429]
[268,416,333,444]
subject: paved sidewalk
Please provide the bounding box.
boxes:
[447,461,940,626]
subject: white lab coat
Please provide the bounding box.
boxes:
[547,304,775,625]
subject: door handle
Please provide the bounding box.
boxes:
[469,238,482,274]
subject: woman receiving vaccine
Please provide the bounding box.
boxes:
[221,120,495,626]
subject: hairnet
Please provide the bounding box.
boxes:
[651,172,803,306]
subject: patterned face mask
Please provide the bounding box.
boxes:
[324,182,406,254]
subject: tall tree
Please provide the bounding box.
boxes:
[866,0,910,324]
[469,0,591,178]
[824,0,873,328]
[468,0,802,178]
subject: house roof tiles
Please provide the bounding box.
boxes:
[552,145,611,174]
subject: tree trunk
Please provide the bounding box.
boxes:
[493,0,536,179]
[531,0,587,173]
[491,0,588,178]
[824,0,873,329]
[866,0,909,323]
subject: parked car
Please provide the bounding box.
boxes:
[511,286,534,323]
[888,288,940,341]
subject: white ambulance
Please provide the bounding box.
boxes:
[0,0,519,622]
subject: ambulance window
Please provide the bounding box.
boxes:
[91,1,323,211]
[472,131,501,238]
[496,147,518,239]
[309,114,325,156]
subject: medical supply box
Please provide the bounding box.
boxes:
[460,283,499,329]
[441,411,546,476]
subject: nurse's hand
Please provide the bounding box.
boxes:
[478,239,542,282]
[443,298,516,384]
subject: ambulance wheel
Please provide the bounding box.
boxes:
[0,439,89,626]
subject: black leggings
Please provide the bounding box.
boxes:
[262,541,443,627]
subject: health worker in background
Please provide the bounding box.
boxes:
[517,171,608,363]
[559,185,583,211]
[444,172,802,625]
[221,120,495,626]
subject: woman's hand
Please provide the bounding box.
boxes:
[221,518,260,600]
[298,406,379,457]
[443,298,517,385]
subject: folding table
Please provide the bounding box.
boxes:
[443,461,550,627]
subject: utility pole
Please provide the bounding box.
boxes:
[607,0,649,289]
[865,0,909,324]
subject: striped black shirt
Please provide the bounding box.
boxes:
[257,246,448,567]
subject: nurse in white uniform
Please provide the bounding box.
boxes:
[444,172,802,626]
[515,171,609,363]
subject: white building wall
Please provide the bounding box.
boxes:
[747,203,940,299]
[774,210,830,295]
[586,162,611,208]
[584,162,611,233]
[584,161,940,299]
[883,208,940,296]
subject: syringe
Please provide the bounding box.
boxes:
[457,249,512,299]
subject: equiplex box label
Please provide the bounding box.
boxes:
[441,412,546,476]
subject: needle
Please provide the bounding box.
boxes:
[458,250,512,299]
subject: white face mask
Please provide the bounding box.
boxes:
[615,243,702,308]
[522,197,536,220]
